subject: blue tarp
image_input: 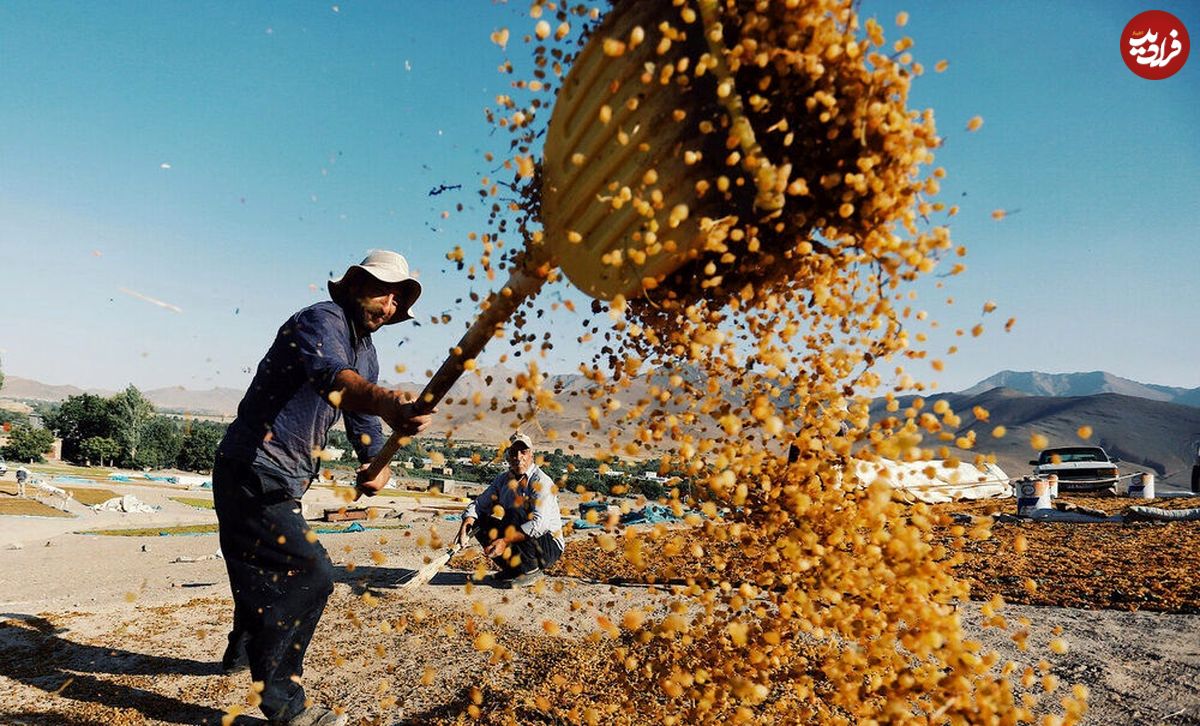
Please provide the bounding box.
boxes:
[574,500,612,529]
[572,503,694,531]
[620,503,692,525]
[108,473,180,484]
[314,521,366,534]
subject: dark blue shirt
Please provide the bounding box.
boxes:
[217,300,385,498]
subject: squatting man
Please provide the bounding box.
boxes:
[455,431,565,587]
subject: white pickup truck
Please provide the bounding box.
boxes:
[1030,446,1120,493]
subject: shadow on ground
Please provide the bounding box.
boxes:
[334,565,472,593]
[0,613,242,725]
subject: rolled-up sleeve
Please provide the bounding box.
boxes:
[519,472,560,539]
[291,307,357,396]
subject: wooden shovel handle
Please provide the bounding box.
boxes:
[354,261,548,497]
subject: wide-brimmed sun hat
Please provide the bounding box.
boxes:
[328,250,422,323]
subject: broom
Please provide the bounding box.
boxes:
[403,527,477,589]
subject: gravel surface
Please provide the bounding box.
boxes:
[0,495,1197,724]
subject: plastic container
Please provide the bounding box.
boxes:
[1016,478,1053,516]
[1128,472,1155,499]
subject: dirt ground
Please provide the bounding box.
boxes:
[546,496,1200,614]
[0,475,1198,724]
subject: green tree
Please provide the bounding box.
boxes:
[108,386,156,467]
[0,352,5,393]
[46,393,115,463]
[81,436,122,467]
[325,429,361,464]
[176,421,226,472]
[2,424,56,463]
[540,449,569,479]
[395,438,423,462]
[135,416,184,469]
[459,461,502,484]
[1,409,30,430]
[567,467,607,495]
[635,478,667,501]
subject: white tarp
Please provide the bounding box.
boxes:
[92,494,160,513]
[174,474,212,489]
[849,458,1011,503]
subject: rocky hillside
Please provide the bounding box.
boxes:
[871,387,1200,486]
[960,370,1199,406]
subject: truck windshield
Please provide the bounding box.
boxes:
[1041,448,1105,464]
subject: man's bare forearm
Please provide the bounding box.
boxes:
[333,369,400,419]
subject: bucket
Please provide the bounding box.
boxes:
[1016,478,1052,516]
[1128,472,1155,499]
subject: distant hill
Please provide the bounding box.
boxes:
[378,365,667,455]
[142,386,245,417]
[0,368,656,453]
[0,376,112,402]
[871,387,1200,486]
[6,369,1199,481]
[1175,388,1200,408]
[961,370,1199,406]
[0,375,241,418]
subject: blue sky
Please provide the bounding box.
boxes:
[1,1,1197,395]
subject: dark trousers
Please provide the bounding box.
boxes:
[213,457,333,722]
[474,514,562,575]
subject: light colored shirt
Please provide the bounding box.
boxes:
[464,463,564,550]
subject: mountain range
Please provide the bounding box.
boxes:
[0,377,246,419]
[960,370,1200,407]
[3,370,1198,484]
[870,387,1200,487]
[6,368,1196,416]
